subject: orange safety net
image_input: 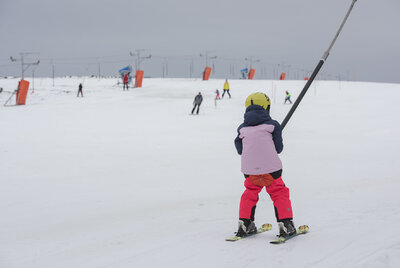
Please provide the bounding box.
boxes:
[135,70,144,88]
[203,66,211,81]
[248,68,255,80]
[16,80,30,105]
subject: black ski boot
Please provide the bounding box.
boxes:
[236,218,257,237]
[278,219,296,238]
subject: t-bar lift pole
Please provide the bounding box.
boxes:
[281,0,358,130]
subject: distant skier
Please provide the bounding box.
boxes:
[77,83,83,97]
[233,92,296,238]
[215,89,220,100]
[284,91,292,104]
[123,73,129,91]
[222,79,231,98]
[191,92,203,115]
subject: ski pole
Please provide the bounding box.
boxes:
[281,0,358,130]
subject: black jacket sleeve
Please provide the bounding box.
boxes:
[234,126,243,155]
[271,121,283,153]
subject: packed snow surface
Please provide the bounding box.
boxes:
[1,77,400,268]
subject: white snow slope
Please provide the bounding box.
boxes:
[1,77,400,268]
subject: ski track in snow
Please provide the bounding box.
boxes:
[1,77,400,268]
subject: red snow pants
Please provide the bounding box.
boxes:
[239,176,293,221]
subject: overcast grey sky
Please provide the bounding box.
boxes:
[1,0,399,82]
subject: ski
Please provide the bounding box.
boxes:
[270,225,309,244]
[225,223,272,242]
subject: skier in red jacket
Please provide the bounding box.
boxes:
[123,73,129,91]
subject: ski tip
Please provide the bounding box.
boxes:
[225,236,241,242]
[226,223,273,242]
[297,225,309,233]
[260,223,272,231]
[270,238,286,244]
[269,225,309,244]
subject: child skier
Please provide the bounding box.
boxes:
[215,89,220,100]
[233,92,296,238]
[284,90,292,104]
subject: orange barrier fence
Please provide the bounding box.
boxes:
[248,69,255,80]
[203,66,211,80]
[135,70,144,87]
[16,80,30,105]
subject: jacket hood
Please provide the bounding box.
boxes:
[244,105,271,126]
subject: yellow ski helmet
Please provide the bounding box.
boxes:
[245,92,271,111]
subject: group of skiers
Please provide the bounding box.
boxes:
[215,79,231,100]
[75,73,132,97]
[191,79,293,115]
[191,79,232,114]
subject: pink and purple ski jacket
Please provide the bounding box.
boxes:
[234,105,283,175]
